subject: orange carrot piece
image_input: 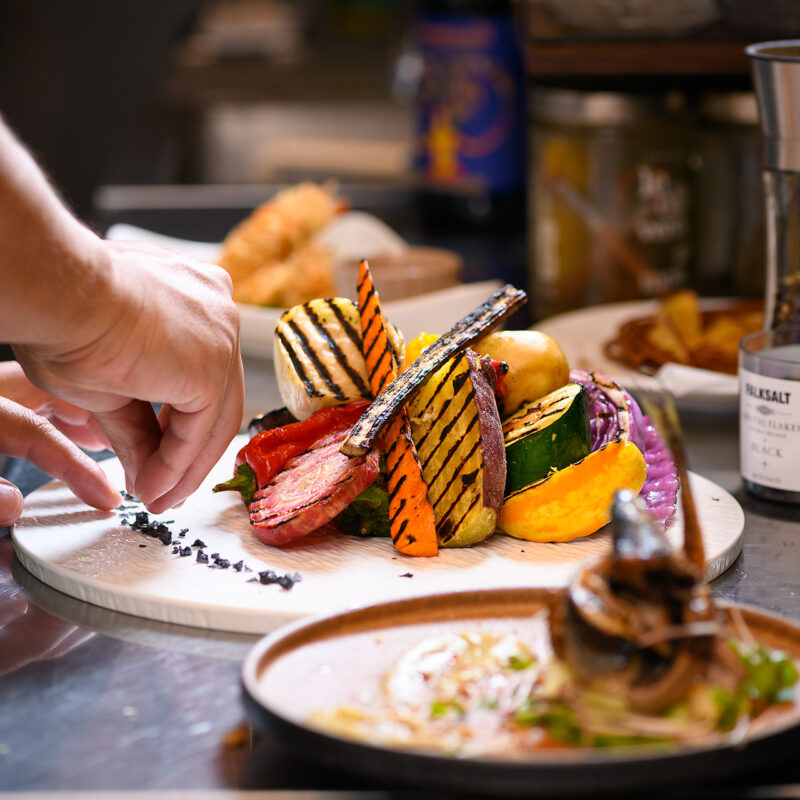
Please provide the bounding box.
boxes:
[357,259,438,557]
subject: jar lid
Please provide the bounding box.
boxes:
[697,92,759,126]
[529,87,686,126]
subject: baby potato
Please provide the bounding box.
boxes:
[477,330,569,417]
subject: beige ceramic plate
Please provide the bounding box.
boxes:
[243,588,800,795]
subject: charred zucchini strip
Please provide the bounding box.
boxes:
[340,284,526,457]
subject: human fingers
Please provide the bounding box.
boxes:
[0,398,121,512]
[91,399,163,496]
[0,361,30,399]
[0,361,110,450]
[0,477,24,527]
[144,353,244,513]
[0,361,83,419]
[50,414,112,452]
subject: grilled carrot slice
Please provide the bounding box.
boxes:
[357,259,438,557]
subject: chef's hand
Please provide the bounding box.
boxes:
[0,362,117,526]
[0,118,244,514]
[14,240,244,515]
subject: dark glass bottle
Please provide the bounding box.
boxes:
[413,0,526,232]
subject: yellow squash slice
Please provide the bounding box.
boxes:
[498,439,647,543]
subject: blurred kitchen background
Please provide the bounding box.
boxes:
[4,0,800,322]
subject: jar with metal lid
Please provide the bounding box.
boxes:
[528,87,691,320]
[690,91,764,298]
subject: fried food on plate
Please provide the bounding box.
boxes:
[610,290,763,374]
[218,182,345,307]
[233,240,336,307]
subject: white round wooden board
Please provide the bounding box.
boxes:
[12,436,744,635]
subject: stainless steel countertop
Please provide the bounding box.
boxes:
[2,395,800,796]
[2,186,800,794]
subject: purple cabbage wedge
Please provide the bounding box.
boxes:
[570,370,678,527]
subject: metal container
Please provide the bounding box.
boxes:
[691,91,764,297]
[528,87,691,320]
[747,40,800,328]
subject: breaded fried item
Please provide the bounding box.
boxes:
[609,291,763,375]
[645,319,690,363]
[233,241,336,307]
[657,289,703,351]
[219,182,344,285]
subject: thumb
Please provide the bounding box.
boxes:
[0,478,24,527]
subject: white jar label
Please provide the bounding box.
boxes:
[740,368,800,491]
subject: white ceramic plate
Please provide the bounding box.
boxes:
[536,300,741,413]
[12,436,743,635]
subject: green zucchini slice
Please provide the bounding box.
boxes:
[502,383,591,496]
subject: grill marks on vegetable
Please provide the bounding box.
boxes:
[341,284,526,457]
[304,302,371,398]
[252,459,360,529]
[276,330,322,399]
[357,259,439,557]
[408,351,503,547]
[249,426,380,545]
[275,298,403,407]
[286,318,347,401]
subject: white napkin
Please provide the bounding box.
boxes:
[655,363,739,413]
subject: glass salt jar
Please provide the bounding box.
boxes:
[739,326,800,504]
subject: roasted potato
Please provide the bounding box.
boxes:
[476,330,570,417]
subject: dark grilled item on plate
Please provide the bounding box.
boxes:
[341,284,526,457]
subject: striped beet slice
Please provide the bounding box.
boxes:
[250,430,380,545]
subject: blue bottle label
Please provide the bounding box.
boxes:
[415,14,525,194]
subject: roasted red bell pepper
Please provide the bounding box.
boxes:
[213,400,371,503]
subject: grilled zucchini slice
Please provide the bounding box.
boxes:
[407,350,505,547]
[503,383,591,495]
[274,297,403,419]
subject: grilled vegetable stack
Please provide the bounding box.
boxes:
[407,350,506,547]
[221,269,681,555]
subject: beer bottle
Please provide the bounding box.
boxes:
[413,0,526,232]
